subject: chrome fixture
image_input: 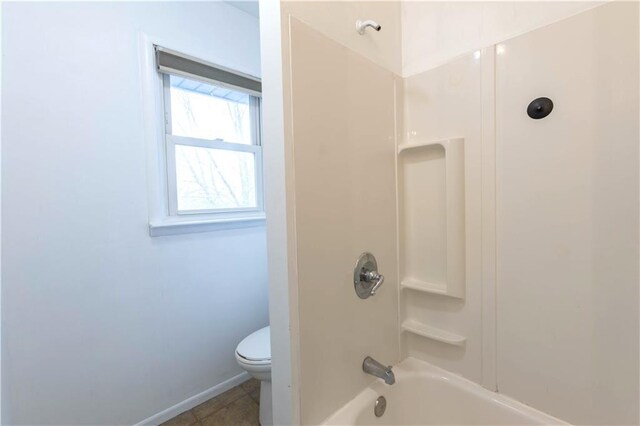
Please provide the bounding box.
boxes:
[363,356,395,385]
[356,19,382,35]
[374,396,387,417]
[354,252,385,299]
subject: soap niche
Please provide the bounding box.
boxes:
[398,138,465,299]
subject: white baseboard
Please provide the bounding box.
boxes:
[136,372,250,425]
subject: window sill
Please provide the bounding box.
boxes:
[149,214,266,237]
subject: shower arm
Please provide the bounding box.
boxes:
[356,20,382,35]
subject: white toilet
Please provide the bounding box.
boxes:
[235,326,272,426]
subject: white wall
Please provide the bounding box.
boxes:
[0,4,4,422]
[401,1,605,77]
[1,2,268,424]
[259,0,298,424]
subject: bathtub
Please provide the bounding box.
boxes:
[322,357,568,425]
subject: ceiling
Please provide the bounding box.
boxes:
[225,1,259,17]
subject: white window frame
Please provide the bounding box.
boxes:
[162,74,264,217]
[140,35,265,237]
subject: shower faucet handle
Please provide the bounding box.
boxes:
[354,252,385,299]
[364,270,385,295]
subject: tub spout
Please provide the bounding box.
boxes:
[363,356,395,385]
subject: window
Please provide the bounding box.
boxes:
[156,47,263,220]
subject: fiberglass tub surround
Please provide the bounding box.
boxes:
[281,0,638,424]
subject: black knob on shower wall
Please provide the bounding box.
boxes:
[527,97,553,119]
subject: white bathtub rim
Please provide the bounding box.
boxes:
[398,358,569,424]
[321,357,569,425]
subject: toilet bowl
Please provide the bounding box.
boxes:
[235,326,272,426]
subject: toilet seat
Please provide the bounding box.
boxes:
[236,355,270,367]
[236,326,271,364]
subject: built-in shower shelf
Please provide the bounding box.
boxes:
[401,320,466,347]
[397,137,464,154]
[398,137,466,299]
[401,278,449,296]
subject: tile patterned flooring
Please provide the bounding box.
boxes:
[161,379,260,426]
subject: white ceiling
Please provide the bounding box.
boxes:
[225,1,259,18]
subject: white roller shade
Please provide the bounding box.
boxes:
[156,46,261,96]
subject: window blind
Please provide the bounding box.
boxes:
[156,46,261,96]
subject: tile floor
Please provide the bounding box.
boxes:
[161,379,260,426]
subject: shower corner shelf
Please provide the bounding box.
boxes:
[401,320,466,347]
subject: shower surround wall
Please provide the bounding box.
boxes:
[400,4,639,424]
[278,1,639,425]
[494,4,639,423]
[400,52,485,386]
[279,3,402,424]
[400,1,605,76]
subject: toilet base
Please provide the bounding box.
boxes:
[259,380,272,426]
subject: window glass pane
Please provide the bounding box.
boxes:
[175,144,257,212]
[169,75,252,144]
